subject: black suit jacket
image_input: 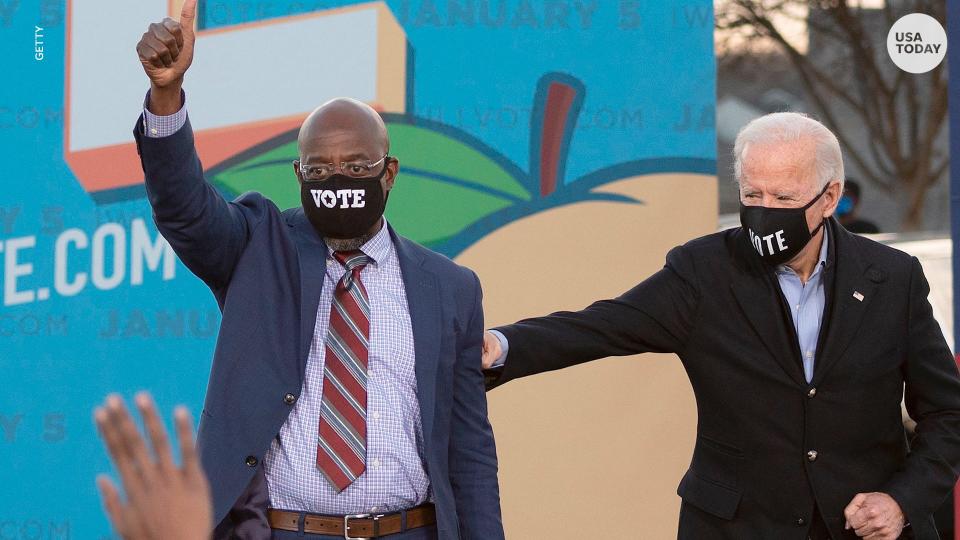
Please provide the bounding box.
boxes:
[491,219,960,540]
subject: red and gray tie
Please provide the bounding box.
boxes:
[316,250,371,492]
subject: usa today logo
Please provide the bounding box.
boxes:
[887,13,947,74]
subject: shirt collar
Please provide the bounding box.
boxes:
[326,218,392,266]
[776,223,829,277]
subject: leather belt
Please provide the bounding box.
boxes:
[267,503,436,539]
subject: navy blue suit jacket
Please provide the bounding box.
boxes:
[133,116,503,540]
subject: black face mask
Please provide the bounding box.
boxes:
[300,165,389,239]
[739,184,829,266]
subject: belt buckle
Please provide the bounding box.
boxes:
[343,513,381,540]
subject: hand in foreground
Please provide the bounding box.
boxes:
[844,492,905,540]
[94,392,211,540]
[481,330,502,370]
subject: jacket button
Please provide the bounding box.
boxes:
[284,393,296,405]
[796,517,806,526]
[806,450,818,462]
[245,455,258,467]
[807,387,817,398]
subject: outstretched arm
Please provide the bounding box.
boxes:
[487,245,701,388]
[133,0,256,290]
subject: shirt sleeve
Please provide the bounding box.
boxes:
[141,88,187,138]
[488,329,509,367]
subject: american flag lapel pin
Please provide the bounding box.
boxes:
[853,291,865,302]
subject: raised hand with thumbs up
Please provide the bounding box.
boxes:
[136,0,197,115]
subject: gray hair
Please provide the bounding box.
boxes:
[733,112,845,193]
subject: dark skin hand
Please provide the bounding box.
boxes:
[136,0,197,115]
[292,98,401,240]
[136,1,397,240]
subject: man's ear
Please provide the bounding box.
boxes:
[822,180,842,218]
[292,160,303,185]
[384,157,399,192]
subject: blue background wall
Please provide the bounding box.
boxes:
[0,1,715,537]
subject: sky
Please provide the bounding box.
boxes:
[714,0,888,54]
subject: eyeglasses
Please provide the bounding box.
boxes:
[298,154,390,182]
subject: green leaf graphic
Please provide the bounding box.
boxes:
[383,121,531,246]
[386,123,530,200]
[211,141,302,209]
[210,118,533,247]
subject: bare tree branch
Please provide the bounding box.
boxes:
[716,0,949,229]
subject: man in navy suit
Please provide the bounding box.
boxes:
[131,3,503,539]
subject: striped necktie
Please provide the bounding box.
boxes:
[317,250,371,492]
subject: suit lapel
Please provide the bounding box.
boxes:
[811,222,878,385]
[287,209,327,382]
[391,228,441,446]
[730,245,807,386]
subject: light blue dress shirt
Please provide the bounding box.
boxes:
[775,227,829,383]
[492,228,830,384]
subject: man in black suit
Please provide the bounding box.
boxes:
[483,112,960,539]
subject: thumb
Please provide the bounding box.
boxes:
[179,0,198,37]
[96,475,132,538]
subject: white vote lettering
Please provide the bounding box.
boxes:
[749,229,763,254]
[320,190,339,208]
[336,190,352,208]
[762,233,777,255]
[775,230,788,252]
[748,228,788,255]
[311,189,367,209]
[351,189,365,208]
[309,189,339,209]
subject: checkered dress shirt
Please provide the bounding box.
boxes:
[263,223,431,514]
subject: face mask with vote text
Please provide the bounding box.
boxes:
[300,165,389,239]
[739,184,828,266]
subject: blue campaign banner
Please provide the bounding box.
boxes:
[1,1,715,537]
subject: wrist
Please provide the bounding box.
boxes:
[148,82,184,115]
